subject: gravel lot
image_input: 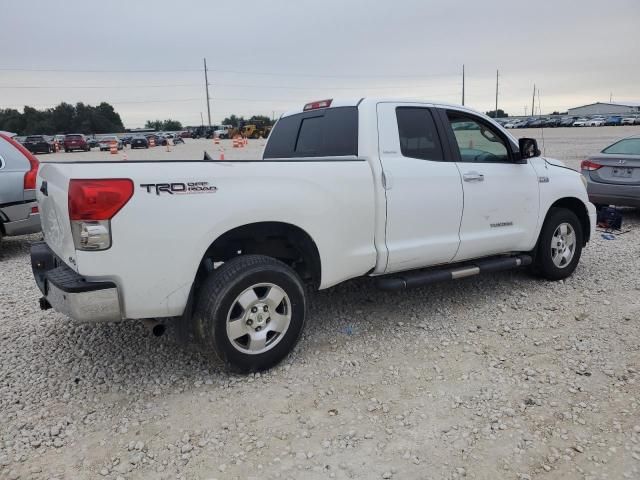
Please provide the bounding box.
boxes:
[1,127,640,480]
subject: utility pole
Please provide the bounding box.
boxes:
[203,58,212,129]
[531,84,536,118]
[200,112,204,128]
[462,64,465,106]
[610,92,613,103]
[495,69,499,117]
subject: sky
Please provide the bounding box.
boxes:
[0,0,638,128]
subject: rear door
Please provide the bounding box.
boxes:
[377,103,463,273]
[437,108,540,260]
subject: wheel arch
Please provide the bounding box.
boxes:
[543,197,591,245]
[196,221,322,291]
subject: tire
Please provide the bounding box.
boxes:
[193,255,307,373]
[533,208,583,280]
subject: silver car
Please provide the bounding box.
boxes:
[581,135,640,208]
[0,132,41,243]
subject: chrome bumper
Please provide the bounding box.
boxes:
[31,242,122,323]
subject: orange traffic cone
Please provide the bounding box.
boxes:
[122,151,128,161]
[149,138,156,147]
[214,137,220,145]
[109,141,117,155]
[166,140,171,152]
[219,148,225,160]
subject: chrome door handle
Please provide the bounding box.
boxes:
[463,172,484,182]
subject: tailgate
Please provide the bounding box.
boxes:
[37,163,78,271]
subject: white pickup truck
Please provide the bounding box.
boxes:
[30,98,596,372]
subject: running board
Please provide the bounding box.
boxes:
[375,255,532,291]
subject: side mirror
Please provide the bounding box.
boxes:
[517,137,541,161]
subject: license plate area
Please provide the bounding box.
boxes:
[611,168,632,178]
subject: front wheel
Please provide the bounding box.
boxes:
[533,208,583,280]
[193,255,307,373]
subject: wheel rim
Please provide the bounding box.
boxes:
[226,283,291,355]
[550,222,576,268]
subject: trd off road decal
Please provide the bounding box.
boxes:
[140,182,217,195]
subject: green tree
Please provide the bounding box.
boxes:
[485,109,509,118]
[221,115,244,127]
[145,119,183,131]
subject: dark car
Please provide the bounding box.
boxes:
[528,118,547,128]
[544,118,560,128]
[86,137,99,149]
[120,135,133,146]
[559,117,577,127]
[581,135,640,208]
[64,134,89,152]
[23,135,53,154]
[131,136,149,149]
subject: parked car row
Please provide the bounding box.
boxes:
[500,115,640,129]
[14,132,188,154]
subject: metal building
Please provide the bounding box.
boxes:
[567,102,640,116]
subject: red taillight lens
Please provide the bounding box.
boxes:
[303,99,332,111]
[31,206,39,214]
[581,160,602,171]
[68,179,134,221]
[0,133,40,190]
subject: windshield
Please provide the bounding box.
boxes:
[602,138,640,155]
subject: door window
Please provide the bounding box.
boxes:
[396,107,444,161]
[446,112,510,163]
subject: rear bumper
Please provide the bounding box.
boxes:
[1,201,41,236]
[586,178,640,208]
[30,242,122,323]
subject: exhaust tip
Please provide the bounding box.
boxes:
[152,324,166,337]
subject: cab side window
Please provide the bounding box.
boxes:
[446,112,510,163]
[396,107,444,161]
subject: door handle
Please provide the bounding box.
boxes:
[463,172,484,182]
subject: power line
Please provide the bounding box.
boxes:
[0,65,460,79]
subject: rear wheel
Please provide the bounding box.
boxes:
[193,255,307,373]
[533,208,583,280]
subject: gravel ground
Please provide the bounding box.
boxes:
[2,128,640,480]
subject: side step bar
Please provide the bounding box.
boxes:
[376,255,532,291]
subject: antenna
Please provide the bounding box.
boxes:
[537,88,545,156]
[495,69,499,118]
[462,64,465,106]
[531,84,536,118]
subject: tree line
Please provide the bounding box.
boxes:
[0,102,125,135]
[221,115,274,127]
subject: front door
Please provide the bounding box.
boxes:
[439,109,540,261]
[377,103,464,273]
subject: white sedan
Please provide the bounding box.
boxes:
[585,118,606,127]
[572,118,590,127]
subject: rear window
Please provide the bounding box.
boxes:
[26,136,44,141]
[602,138,640,155]
[396,107,444,161]
[66,134,83,140]
[263,106,358,159]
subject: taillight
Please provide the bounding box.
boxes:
[581,160,602,171]
[0,133,40,190]
[303,99,332,111]
[69,179,133,220]
[69,179,133,251]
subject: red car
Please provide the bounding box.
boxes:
[63,134,89,152]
